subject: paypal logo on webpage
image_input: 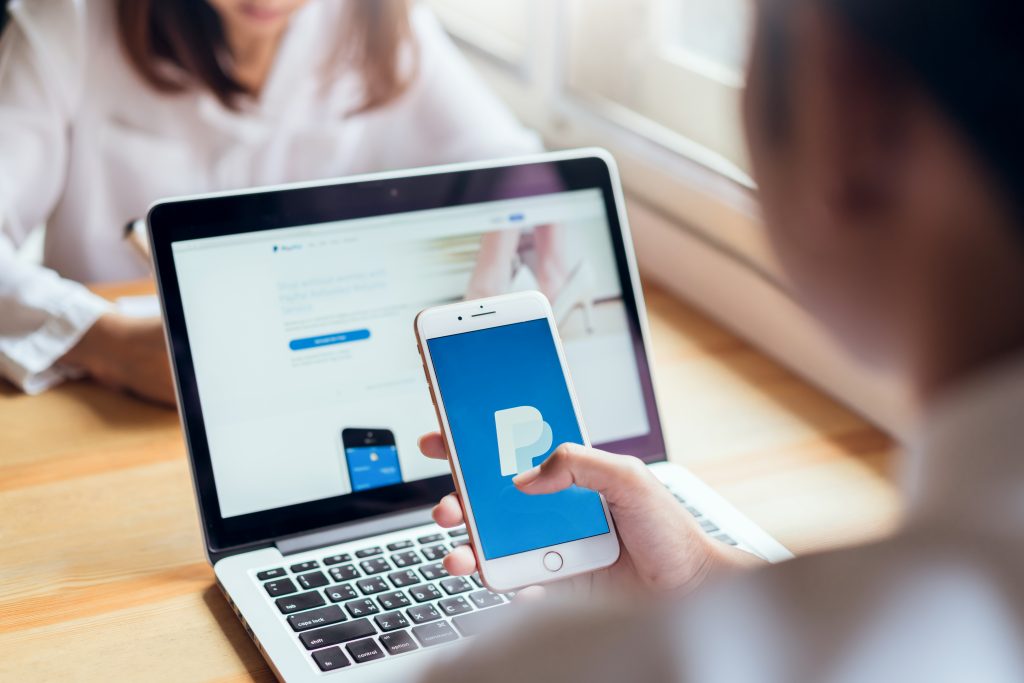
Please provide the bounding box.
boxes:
[494,405,553,477]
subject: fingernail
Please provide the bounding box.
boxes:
[513,466,541,488]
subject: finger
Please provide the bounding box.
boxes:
[442,544,477,576]
[513,443,649,505]
[418,432,448,460]
[431,492,465,528]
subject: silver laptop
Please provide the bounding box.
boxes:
[148,149,792,681]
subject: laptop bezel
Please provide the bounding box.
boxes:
[148,150,666,559]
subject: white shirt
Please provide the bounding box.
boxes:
[0,0,539,393]
[422,355,1024,682]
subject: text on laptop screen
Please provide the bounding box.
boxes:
[171,189,651,518]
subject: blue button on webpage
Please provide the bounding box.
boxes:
[289,329,370,351]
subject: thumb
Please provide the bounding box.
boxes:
[512,443,649,505]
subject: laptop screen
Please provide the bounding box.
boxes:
[171,188,651,518]
[150,153,665,554]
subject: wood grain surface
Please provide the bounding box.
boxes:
[0,280,901,681]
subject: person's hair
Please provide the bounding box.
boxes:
[757,0,1024,226]
[115,0,414,114]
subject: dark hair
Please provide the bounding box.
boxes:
[759,0,1024,224]
[115,0,415,114]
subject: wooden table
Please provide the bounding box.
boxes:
[0,280,901,681]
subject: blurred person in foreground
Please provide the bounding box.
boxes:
[0,0,537,404]
[417,0,1024,680]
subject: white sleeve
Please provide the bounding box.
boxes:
[0,0,111,394]
[395,4,545,166]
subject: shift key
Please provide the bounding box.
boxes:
[299,618,376,650]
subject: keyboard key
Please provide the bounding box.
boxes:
[714,533,739,546]
[440,576,472,595]
[438,596,473,616]
[297,571,329,590]
[470,573,483,588]
[387,540,413,551]
[448,527,468,537]
[379,629,419,655]
[453,605,511,637]
[299,618,375,650]
[311,646,350,671]
[287,605,345,632]
[451,539,471,548]
[421,545,448,561]
[345,598,380,617]
[346,637,386,664]
[360,557,391,575]
[329,564,360,582]
[417,533,443,544]
[256,567,285,581]
[467,590,503,609]
[377,590,411,611]
[420,563,448,581]
[263,578,297,597]
[699,519,720,533]
[326,583,358,603]
[409,584,442,603]
[685,505,701,517]
[276,590,327,615]
[388,569,421,588]
[391,550,421,568]
[290,560,319,573]
[374,611,410,632]
[323,553,351,566]
[355,546,382,558]
[407,603,441,624]
[412,621,459,647]
[357,576,389,595]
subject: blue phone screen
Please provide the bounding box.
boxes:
[346,445,402,491]
[427,318,610,560]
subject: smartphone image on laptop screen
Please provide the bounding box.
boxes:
[342,428,403,492]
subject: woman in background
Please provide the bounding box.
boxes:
[0,0,538,404]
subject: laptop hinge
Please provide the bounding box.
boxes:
[275,507,434,556]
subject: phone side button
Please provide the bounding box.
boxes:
[542,551,563,572]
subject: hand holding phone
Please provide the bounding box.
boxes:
[415,291,620,591]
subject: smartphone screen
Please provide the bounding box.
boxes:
[342,429,403,492]
[427,318,610,560]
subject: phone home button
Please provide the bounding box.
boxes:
[542,551,563,572]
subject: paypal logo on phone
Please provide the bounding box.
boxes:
[494,406,553,477]
[427,318,608,559]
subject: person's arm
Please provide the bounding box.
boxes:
[0,1,173,405]
[0,1,110,394]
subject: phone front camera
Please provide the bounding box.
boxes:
[458,316,463,321]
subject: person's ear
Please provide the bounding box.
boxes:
[794,6,912,227]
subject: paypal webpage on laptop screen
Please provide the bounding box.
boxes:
[170,189,651,518]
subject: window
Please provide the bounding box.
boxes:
[425,0,761,264]
[566,0,753,182]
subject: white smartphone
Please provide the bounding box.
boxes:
[415,291,620,592]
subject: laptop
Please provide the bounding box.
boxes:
[148,149,792,681]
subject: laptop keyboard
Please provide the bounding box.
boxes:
[251,493,736,673]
